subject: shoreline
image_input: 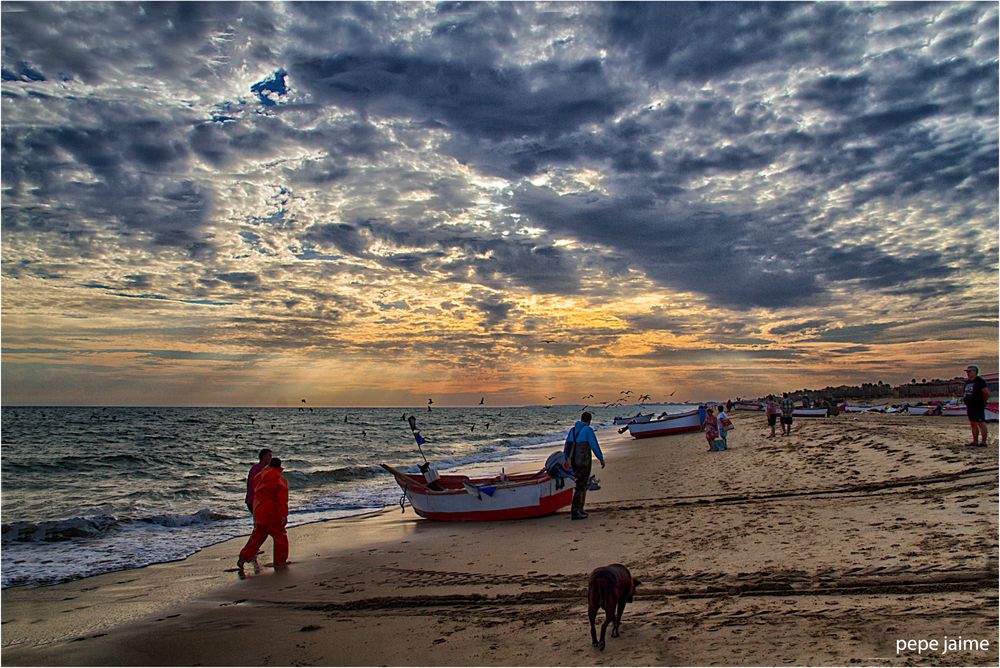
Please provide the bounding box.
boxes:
[3,415,997,666]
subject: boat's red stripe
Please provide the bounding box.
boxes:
[411,488,574,521]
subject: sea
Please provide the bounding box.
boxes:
[1,403,697,588]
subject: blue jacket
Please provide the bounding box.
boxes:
[563,421,604,464]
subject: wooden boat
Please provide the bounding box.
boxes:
[381,463,573,521]
[732,401,764,411]
[792,407,829,418]
[613,412,655,425]
[843,405,884,413]
[906,405,937,416]
[940,405,967,417]
[626,408,704,438]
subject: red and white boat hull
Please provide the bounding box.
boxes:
[626,409,704,438]
[381,465,573,521]
[613,413,655,425]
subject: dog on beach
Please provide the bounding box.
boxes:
[588,563,639,651]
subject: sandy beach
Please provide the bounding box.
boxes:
[3,411,997,666]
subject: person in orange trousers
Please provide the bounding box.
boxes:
[238,457,289,571]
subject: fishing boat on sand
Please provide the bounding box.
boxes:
[626,408,704,438]
[732,401,764,411]
[381,462,573,521]
[842,404,885,413]
[906,405,938,416]
[793,407,829,418]
[613,412,655,425]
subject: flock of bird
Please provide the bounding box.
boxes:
[244,389,677,438]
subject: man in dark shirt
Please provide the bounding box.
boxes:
[962,365,990,447]
[246,448,272,512]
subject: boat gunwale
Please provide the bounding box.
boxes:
[381,463,554,496]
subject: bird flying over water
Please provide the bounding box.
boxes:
[582,394,594,399]
[545,395,555,401]
[479,397,485,405]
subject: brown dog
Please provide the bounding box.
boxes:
[588,563,639,651]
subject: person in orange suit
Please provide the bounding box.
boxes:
[238,457,289,571]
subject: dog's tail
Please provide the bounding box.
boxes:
[589,572,616,613]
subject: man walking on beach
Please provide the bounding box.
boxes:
[564,412,605,520]
[765,395,779,438]
[779,393,794,436]
[245,448,272,513]
[963,365,990,447]
[238,457,289,572]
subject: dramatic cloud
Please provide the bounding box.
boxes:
[2,1,996,405]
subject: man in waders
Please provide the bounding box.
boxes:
[563,412,605,520]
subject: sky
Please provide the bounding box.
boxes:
[1,1,998,407]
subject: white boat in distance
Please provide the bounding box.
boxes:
[906,405,937,415]
[793,407,829,418]
[843,405,885,413]
[613,412,655,425]
[626,408,704,438]
[732,401,764,411]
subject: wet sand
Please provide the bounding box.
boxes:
[3,411,997,666]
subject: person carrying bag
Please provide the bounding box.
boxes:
[563,411,606,520]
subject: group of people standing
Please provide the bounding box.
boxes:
[703,405,734,451]
[763,393,797,438]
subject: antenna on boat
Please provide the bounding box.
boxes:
[406,415,439,485]
[406,414,429,465]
